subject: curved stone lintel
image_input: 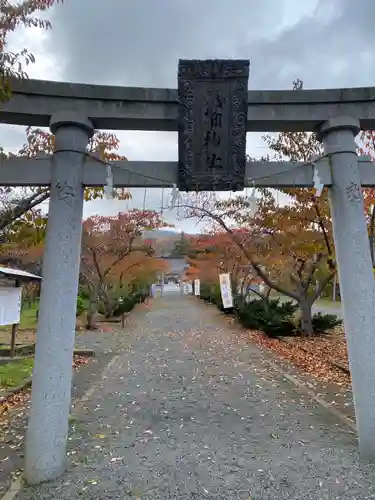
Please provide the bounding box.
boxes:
[2,77,375,132]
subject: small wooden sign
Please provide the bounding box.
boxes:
[178,59,250,192]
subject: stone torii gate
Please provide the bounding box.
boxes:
[2,60,375,482]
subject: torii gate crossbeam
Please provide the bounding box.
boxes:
[1,155,375,187]
[2,76,375,132]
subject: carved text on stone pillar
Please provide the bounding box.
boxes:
[346,181,362,203]
[55,181,75,206]
[178,59,250,192]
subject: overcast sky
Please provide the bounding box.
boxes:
[2,0,374,232]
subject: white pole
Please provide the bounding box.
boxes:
[25,111,94,483]
[318,116,375,460]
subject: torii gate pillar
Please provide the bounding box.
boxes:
[318,117,375,460]
[25,111,94,483]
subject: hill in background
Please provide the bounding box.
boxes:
[142,230,196,258]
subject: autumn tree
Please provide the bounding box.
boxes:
[0,206,46,275]
[1,0,63,100]
[0,0,64,283]
[183,81,339,334]
[186,187,334,334]
[170,232,191,258]
[357,130,375,264]
[186,231,251,293]
[116,251,169,296]
[1,0,63,101]
[0,209,45,307]
[0,128,131,314]
[144,232,183,258]
[0,127,130,235]
[81,210,169,328]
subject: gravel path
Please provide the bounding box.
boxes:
[15,296,375,499]
[0,318,132,496]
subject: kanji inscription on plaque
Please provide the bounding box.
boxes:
[178,59,249,192]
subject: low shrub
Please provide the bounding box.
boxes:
[132,290,149,304]
[199,283,221,304]
[111,290,149,316]
[112,296,137,316]
[235,298,297,337]
[78,287,90,301]
[76,295,86,316]
[311,312,342,333]
[199,282,342,337]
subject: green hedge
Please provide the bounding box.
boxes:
[198,282,341,337]
[310,312,342,333]
[235,298,297,337]
[76,295,87,316]
[112,290,149,317]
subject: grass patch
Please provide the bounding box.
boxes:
[314,298,342,308]
[68,415,79,426]
[0,358,34,390]
[271,293,341,309]
[19,304,38,329]
[0,303,38,333]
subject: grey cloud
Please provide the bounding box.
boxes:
[0,124,28,152]
[236,0,375,90]
[47,0,286,87]
[46,0,375,90]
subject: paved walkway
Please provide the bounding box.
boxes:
[15,297,375,499]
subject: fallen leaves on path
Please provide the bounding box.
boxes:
[284,333,349,371]
[72,356,90,369]
[0,390,30,423]
[221,311,351,386]
[0,355,94,494]
[242,328,350,387]
[98,324,117,333]
[0,355,92,418]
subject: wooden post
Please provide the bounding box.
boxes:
[10,323,17,358]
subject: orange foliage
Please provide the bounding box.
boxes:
[81,210,169,290]
[17,127,131,201]
[1,0,64,100]
[357,130,375,264]
[186,231,254,288]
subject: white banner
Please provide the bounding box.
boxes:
[0,286,22,326]
[194,279,200,296]
[219,273,233,308]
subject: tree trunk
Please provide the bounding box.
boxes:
[298,295,314,336]
[86,285,99,330]
[99,287,113,318]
